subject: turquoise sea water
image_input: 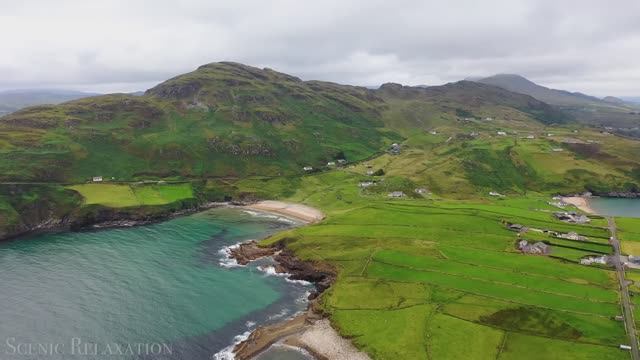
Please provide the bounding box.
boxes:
[0,208,312,360]
[588,197,640,218]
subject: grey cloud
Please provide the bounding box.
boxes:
[0,0,639,96]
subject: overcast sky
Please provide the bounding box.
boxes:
[1,0,639,96]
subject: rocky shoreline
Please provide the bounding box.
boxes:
[230,240,335,299]
[0,200,230,243]
[227,240,371,360]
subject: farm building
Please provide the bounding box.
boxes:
[92,176,103,182]
[580,255,608,265]
[489,191,505,197]
[557,231,587,241]
[359,181,376,188]
[507,223,527,232]
[497,131,507,136]
[554,211,590,224]
[303,166,314,172]
[415,188,428,194]
[327,161,336,166]
[518,240,550,255]
[389,143,401,155]
[388,191,405,198]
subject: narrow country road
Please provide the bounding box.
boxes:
[608,217,640,360]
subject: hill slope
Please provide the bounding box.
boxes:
[0,62,394,182]
[0,62,573,183]
[476,74,640,130]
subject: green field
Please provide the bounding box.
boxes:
[256,170,629,359]
[68,183,194,207]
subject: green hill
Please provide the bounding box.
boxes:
[0,62,392,182]
[1,61,639,238]
[0,62,574,184]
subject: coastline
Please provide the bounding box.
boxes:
[0,200,229,243]
[227,202,370,360]
[561,196,595,214]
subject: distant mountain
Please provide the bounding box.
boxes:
[0,89,100,116]
[621,97,640,105]
[602,96,627,105]
[474,74,640,128]
[474,74,607,107]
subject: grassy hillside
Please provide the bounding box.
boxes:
[0,62,393,182]
[1,61,639,242]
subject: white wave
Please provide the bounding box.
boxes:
[258,265,313,286]
[212,331,252,360]
[285,278,312,286]
[257,265,286,277]
[218,243,244,268]
[296,291,312,304]
[267,308,290,321]
[241,210,298,224]
[245,320,256,329]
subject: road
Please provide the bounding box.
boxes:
[608,217,640,360]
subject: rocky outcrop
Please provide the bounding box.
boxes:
[228,241,277,265]
[273,249,336,297]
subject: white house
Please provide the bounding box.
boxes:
[497,131,507,136]
[303,166,314,172]
[92,176,103,182]
[327,161,336,167]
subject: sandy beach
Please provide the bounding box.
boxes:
[244,200,325,224]
[284,319,371,360]
[234,311,371,360]
[561,196,595,214]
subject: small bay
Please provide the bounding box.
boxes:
[0,207,311,359]
[588,197,640,218]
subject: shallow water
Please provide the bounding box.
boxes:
[0,208,311,360]
[588,197,640,218]
[255,344,314,360]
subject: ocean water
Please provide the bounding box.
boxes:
[588,197,640,218]
[0,208,312,360]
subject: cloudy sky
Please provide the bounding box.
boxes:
[1,0,639,96]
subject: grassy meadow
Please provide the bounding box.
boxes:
[67,183,194,207]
